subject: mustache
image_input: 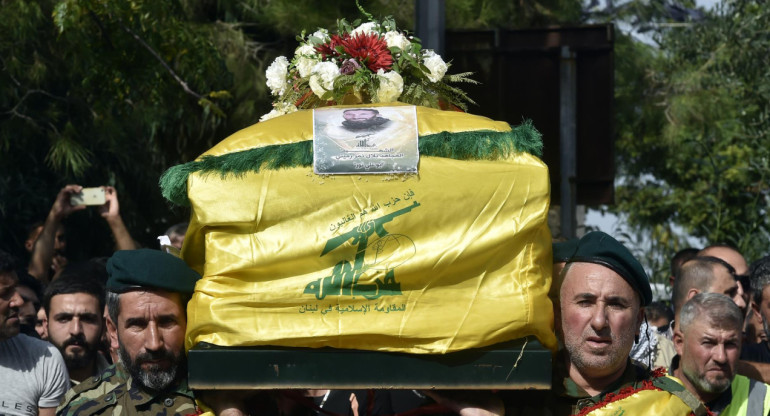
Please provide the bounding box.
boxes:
[134,349,176,364]
[62,334,89,348]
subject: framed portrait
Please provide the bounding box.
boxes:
[313,106,419,174]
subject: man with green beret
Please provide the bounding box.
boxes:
[504,231,706,415]
[57,249,201,416]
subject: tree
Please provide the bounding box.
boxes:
[1,0,583,262]
[0,0,250,259]
[612,0,770,266]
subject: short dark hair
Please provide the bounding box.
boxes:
[645,300,673,323]
[751,255,770,304]
[26,221,44,240]
[0,249,17,273]
[165,222,188,237]
[59,259,109,286]
[16,270,43,301]
[671,248,700,277]
[343,108,378,115]
[672,256,734,312]
[106,291,120,325]
[43,275,105,315]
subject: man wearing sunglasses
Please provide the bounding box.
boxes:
[699,245,751,311]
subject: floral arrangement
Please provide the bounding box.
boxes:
[260,8,477,121]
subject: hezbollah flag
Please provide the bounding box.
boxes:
[161,102,557,354]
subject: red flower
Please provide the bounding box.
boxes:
[339,33,393,72]
[315,34,348,59]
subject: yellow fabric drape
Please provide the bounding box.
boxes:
[182,104,557,354]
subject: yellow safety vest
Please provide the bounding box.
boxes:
[721,374,770,416]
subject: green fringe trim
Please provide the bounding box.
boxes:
[160,121,542,207]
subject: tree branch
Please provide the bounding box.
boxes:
[117,20,205,101]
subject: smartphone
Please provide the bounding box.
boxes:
[70,187,106,206]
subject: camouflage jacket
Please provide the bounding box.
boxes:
[56,362,199,416]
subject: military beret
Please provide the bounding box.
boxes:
[106,249,201,294]
[567,231,652,306]
[553,238,579,263]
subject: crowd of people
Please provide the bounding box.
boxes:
[2,184,770,415]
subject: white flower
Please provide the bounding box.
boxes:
[308,61,340,98]
[351,22,377,37]
[259,102,298,122]
[422,50,448,83]
[311,29,329,42]
[266,56,289,96]
[294,44,319,78]
[374,69,404,103]
[383,31,410,51]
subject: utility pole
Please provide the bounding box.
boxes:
[415,0,445,56]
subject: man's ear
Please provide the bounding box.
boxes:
[673,330,685,356]
[686,289,699,301]
[106,316,119,351]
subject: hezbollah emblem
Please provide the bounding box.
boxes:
[304,200,420,300]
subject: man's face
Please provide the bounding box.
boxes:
[0,271,23,341]
[560,262,643,381]
[48,293,103,371]
[35,306,48,340]
[15,285,39,326]
[168,232,185,250]
[675,318,740,400]
[701,247,750,308]
[108,290,186,391]
[757,286,770,344]
[24,224,66,254]
[343,109,377,122]
[706,266,746,313]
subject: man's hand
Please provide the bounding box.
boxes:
[97,186,120,221]
[51,184,87,220]
[97,186,137,250]
[197,390,255,416]
[28,184,84,282]
[421,390,504,416]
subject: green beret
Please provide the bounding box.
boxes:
[106,249,201,294]
[553,238,579,263]
[567,231,652,306]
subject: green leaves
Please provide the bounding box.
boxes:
[1,0,253,255]
[613,0,770,265]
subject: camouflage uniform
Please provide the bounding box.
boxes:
[56,362,199,416]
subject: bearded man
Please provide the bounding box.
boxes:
[672,293,770,414]
[44,275,110,384]
[56,249,201,415]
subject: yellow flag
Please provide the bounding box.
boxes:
[166,103,557,353]
[581,389,697,416]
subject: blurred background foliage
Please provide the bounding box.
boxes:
[1,0,768,289]
[609,0,770,271]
